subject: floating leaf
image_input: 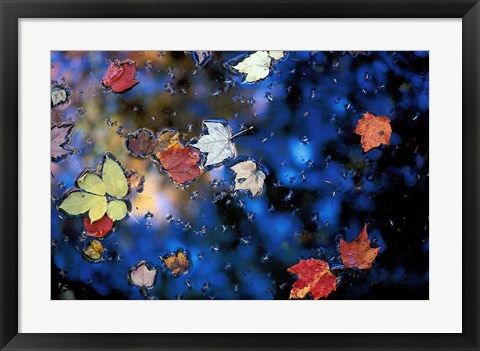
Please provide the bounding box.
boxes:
[102,59,139,93]
[287,259,337,300]
[59,154,130,222]
[128,261,157,289]
[354,112,392,152]
[83,240,105,261]
[192,51,213,66]
[77,172,106,196]
[339,224,380,269]
[127,171,145,193]
[107,200,128,221]
[158,141,202,185]
[102,155,128,198]
[59,191,104,217]
[83,214,113,238]
[51,83,70,108]
[154,130,180,156]
[161,251,190,277]
[231,51,285,83]
[267,50,286,61]
[191,120,236,167]
[126,129,158,158]
[51,123,74,160]
[230,160,266,197]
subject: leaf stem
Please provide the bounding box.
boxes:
[230,126,254,140]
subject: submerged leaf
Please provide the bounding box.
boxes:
[191,120,236,167]
[162,251,190,277]
[102,155,128,198]
[339,224,380,269]
[230,160,266,197]
[354,112,392,152]
[158,141,202,185]
[84,214,113,238]
[288,259,337,300]
[102,59,139,93]
[51,123,74,160]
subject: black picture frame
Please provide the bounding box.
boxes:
[1,0,479,350]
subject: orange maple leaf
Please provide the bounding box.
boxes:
[157,141,202,185]
[354,112,392,152]
[339,224,380,269]
[287,259,337,300]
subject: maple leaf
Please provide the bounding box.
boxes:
[230,160,266,198]
[83,214,113,238]
[102,59,139,93]
[231,51,286,83]
[191,120,237,167]
[161,251,190,277]
[158,141,202,185]
[287,259,337,300]
[153,130,180,156]
[126,128,158,158]
[354,112,392,152]
[51,123,75,160]
[339,224,380,269]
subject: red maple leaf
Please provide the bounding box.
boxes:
[287,259,337,300]
[157,141,202,185]
[339,224,380,269]
[354,112,392,152]
[102,59,139,93]
[83,214,113,238]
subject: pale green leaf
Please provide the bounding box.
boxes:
[107,200,128,221]
[59,191,102,216]
[88,196,108,222]
[232,51,271,83]
[102,156,128,198]
[77,173,106,196]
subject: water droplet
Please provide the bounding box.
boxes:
[300,135,310,144]
[284,190,293,202]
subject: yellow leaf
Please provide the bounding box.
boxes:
[232,51,271,83]
[77,172,106,195]
[83,240,105,261]
[102,156,128,198]
[59,191,102,216]
[88,196,108,222]
[107,200,128,221]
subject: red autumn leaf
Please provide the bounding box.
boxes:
[126,129,158,157]
[339,224,380,269]
[157,141,202,185]
[287,259,337,300]
[354,112,392,152]
[83,214,113,238]
[102,59,139,93]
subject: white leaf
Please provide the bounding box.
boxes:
[231,160,266,197]
[268,51,286,61]
[191,121,236,167]
[232,51,272,83]
[129,261,157,289]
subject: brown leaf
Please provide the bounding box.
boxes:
[339,224,380,269]
[287,259,337,300]
[157,141,202,185]
[154,130,180,156]
[162,251,190,277]
[354,112,392,152]
[126,129,158,157]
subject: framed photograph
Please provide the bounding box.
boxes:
[1,0,479,350]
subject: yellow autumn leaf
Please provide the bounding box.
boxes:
[59,191,103,216]
[107,200,128,221]
[102,155,128,198]
[77,172,106,196]
[88,196,108,222]
[83,240,105,261]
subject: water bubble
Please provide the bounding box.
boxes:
[166,214,174,223]
[284,190,294,202]
[310,89,317,100]
[247,212,256,221]
[144,211,154,219]
[265,92,274,102]
[210,244,219,253]
[191,190,199,200]
[247,97,255,106]
[76,108,86,117]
